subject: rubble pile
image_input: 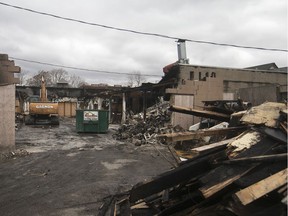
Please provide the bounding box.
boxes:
[0,149,30,161]
[100,102,287,216]
[113,102,185,146]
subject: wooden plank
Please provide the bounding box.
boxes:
[234,168,288,205]
[199,166,256,198]
[118,197,132,216]
[167,145,181,165]
[240,102,287,128]
[64,102,71,117]
[199,137,277,199]
[71,102,77,117]
[279,121,288,134]
[169,105,230,122]
[217,153,287,165]
[257,127,287,144]
[129,152,218,203]
[58,102,65,117]
[158,126,247,143]
[191,138,235,156]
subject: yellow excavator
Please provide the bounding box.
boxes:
[25,76,59,125]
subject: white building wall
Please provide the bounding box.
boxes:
[0,84,15,152]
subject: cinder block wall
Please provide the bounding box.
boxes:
[0,85,15,152]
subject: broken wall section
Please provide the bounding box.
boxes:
[239,84,285,106]
[167,77,223,129]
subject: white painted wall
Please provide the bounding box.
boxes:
[172,94,194,130]
[0,84,15,152]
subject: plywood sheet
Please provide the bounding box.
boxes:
[240,102,287,128]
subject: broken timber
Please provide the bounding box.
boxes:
[158,126,247,143]
[216,153,287,165]
[190,137,235,157]
[240,102,286,128]
[234,168,288,206]
[129,152,221,203]
[198,136,278,199]
[169,105,231,122]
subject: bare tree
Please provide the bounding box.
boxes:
[68,74,87,87]
[50,69,68,84]
[15,70,29,86]
[26,69,86,87]
[26,70,52,86]
[127,71,146,87]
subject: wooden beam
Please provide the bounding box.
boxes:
[191,138,235,156]
[216,153,287,165]
[118,197,132,216]
[129,152,219,203]
[198,137,277,199]
[234,168,288,205]
[169,105,230,122]
[158,126,247,143]
[199,166,256,199]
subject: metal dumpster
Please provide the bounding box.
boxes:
[76,109,109,133]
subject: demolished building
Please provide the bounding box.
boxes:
[159,41,287,129]
[99,101,287,216]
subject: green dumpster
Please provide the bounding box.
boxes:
[76,109,109,133]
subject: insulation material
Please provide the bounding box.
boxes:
[227,130,262,157]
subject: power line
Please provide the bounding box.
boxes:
[1,1,287,52]
[10,56,162,77]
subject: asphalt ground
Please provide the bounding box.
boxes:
[0,118,173,216]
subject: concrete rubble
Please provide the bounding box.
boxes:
[100,101,287,216]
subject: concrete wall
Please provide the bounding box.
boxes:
[0,85,15,152]
[0,54,20,84]
[0,54,21,152]
[171,94,194,129]
[179,64,287,96]
[167,77,223,128]
[166,64,287,128]
[238,85,279,106]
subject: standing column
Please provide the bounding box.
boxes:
[122,92,126,123]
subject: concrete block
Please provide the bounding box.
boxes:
[0,60,15,66]
[0,54,8,61]
[8,66,21,73]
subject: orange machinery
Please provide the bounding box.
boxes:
[25,77,59,125]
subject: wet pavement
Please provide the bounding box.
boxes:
[0,118,173,216]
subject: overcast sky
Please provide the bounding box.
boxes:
[0,0,287,85]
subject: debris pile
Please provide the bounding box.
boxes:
[100,102,287,215]
[0,149,30,162]
[113,101,185,146]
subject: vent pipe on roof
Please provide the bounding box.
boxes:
[177,39,189,64]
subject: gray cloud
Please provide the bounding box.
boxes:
[0,0,287,85]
